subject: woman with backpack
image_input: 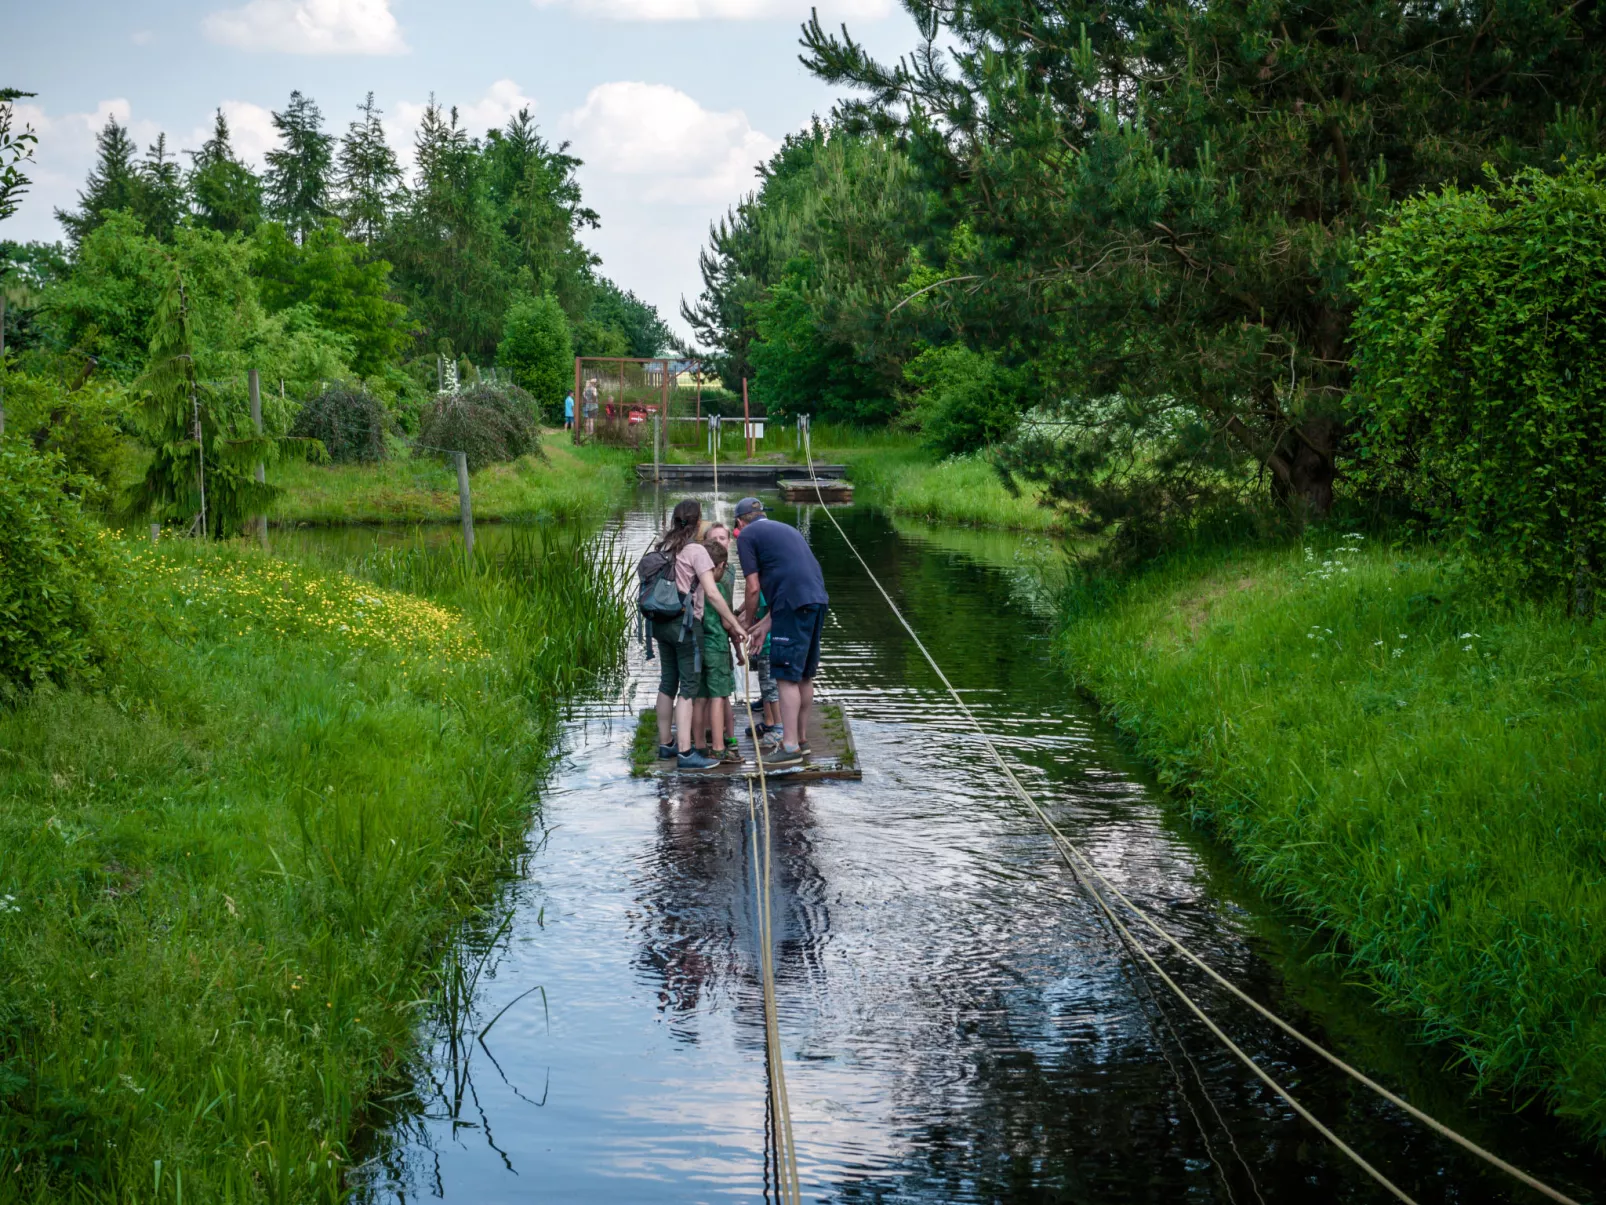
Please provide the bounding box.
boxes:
[644,500,746,769]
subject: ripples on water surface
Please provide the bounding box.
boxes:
[353,496,1601,1204]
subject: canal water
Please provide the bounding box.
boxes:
[344,493,1601,1204]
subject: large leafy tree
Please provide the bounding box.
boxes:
[335,92,403,245]
[497,293,572,418]
[265,90,335,243]
[253,219,410,376]
[803,0,1606,513]
[56,117,142,247]
[585,277,672,358]
[187,109,262,235]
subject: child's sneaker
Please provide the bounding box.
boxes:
[765,745,804,768]
[656,744,677,760]
[676,749,720,770]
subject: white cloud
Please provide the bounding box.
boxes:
[561,81,776,204]
[558,82,779,339]
[202,0,407,55]
[130,29,156,45]
[532,0,891,20]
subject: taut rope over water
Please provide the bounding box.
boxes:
[799,428,1580,1205]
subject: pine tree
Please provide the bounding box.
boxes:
[335,92,402,244]
[187,109,262,235]
[137,133,185,242]
[264,90,334,243]
[56,116,141,246]
[0,87,37,224]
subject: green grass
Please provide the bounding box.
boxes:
[266,431,636,525]
[0,528,628,1199]
[1058,533,1606,1141]
[851,449,1067,533]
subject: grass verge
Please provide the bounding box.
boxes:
[266,431,636,525]
[1058,533,1606,1141]
[850,449,1067,533]
[0,528,627,1199]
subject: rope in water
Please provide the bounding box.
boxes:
[799,428,1581,1205]
[738,640,802,1205]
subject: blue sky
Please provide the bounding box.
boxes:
[1,0,919,339]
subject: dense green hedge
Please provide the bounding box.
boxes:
[0,442,110,702]
[1353,159,1606,609]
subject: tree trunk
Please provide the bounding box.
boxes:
[1270,414,1339,518]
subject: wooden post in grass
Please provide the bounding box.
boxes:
[150,523,160,542]
[455,451,475,557]
[248,369,267,546]
[742,376,753,460]
[652,412,661,483]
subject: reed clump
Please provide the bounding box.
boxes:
[0,527,627,1199]
[1059,533,1606,1143]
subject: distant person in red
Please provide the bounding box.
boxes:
[733,497,828,768]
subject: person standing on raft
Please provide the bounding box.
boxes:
[733,497,827,768]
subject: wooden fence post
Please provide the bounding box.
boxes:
[248,369,267,546]
[652,412,661,483]
[455,451,475,557]
[742,377,753,460]
[150,523,160,543]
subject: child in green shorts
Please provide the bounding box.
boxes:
[695,532,741,762]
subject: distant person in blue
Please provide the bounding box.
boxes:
[563,391,575,430]
[734,497,828,767]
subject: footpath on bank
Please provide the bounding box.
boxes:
[1056,532,1606,1146]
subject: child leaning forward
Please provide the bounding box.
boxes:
[695,540,741,762]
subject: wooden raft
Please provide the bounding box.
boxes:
[632,700,862,782]
[778,477,854,504]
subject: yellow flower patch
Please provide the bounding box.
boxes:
[125,544,484,662]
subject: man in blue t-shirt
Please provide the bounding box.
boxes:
[734,497,827,767]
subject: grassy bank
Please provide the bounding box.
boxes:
[267,431,635,525]
[0,530,626,1199]
[1058,535,1606,1140]
[850,448,1066,533]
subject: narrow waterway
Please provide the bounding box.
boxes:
[344,493,1601,1204]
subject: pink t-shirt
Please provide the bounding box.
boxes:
[674,542,715,619]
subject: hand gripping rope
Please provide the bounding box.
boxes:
[738,640,803,1205]
[798,427,1581,1205]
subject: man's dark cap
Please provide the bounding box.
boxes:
[734,497,764,520]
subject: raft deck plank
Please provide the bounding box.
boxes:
[632,699,861,782]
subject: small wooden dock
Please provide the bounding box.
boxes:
[778,478,853,504]
[632,700,862,782]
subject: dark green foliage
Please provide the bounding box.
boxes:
[497,293,571,418]
[252,220,410,375]
[685,125,923,400]
[126,258,305,536]
[290,383,389,464]
[0,441,108,702]
[802,0,1606,512]
[0,240,68,357]
[186,109,261,236]
[136,134,184,243]
[384,102,599,361]
[586,277,671,358]
[0,368,125,493]
[1352,160,1606,611]
[748,256,891,422]
[54,118,142,248]
[903,344,1024,455]
[418,382,542,472]
[0,87,37,224]
[38,210,170,378]
[264,91,334,243]
[335,93,403,244]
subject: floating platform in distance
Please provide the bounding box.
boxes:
[778,478,854,504]
[632,699,862,782]
[636,463,848,486]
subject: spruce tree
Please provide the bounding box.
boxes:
[264,90,333,243]
[187,109,262,235]
[335,92,402,244]
[137,133,185,242]
[56,116,141,246]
